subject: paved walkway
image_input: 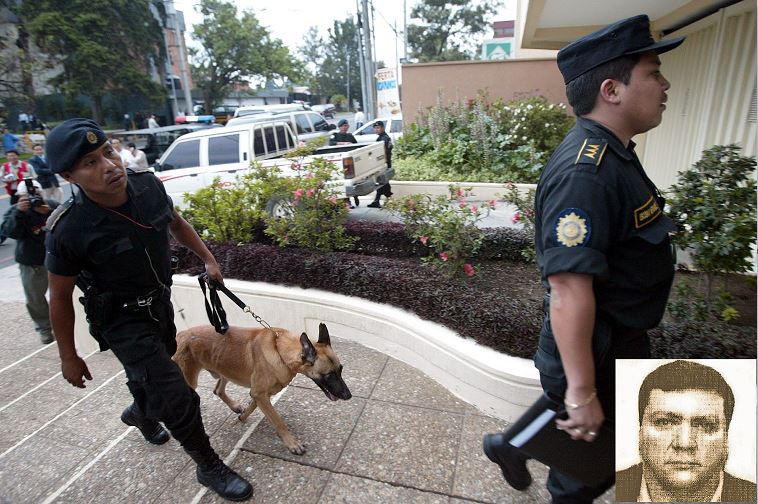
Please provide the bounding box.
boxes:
[0,264,613,503]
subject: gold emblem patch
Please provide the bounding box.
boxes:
[86,131,97,144]
[634,195,661,228]
[555,211,589,247]
[575,138,608,166]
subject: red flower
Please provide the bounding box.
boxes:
[464,263,475,277]
[511,212,521,224]
[420,236,429,245]
[439,252,449,262]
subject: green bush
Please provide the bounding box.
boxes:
[384,185,495,277]
[396,93,574,183]
[667,144,757,318]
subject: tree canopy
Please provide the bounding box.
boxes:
[190,0,302,113]
[19,0,167,123]
[299,17,361,108]
[407,0,500,62]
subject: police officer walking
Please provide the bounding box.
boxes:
[483,16,684,503]
[367,120,393,208]
[44,119,253,501]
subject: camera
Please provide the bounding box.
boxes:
[24,179,44,208]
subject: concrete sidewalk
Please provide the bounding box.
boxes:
[0,265,613,503]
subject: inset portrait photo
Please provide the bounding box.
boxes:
[616,359,756,503]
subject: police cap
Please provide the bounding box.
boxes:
[337,119,349,127]
[557,15,684,85]
[46,118,108,174]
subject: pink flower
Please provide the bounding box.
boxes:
[464,263,475,277]
[456,189,465,197]
[489,199,497,208]
[439,252,449,262]
[306,188,315,197]
[329,195,338,204]
[511,211,521,224]
[293,188,305,198]
[420,236,429,245]
[470,205,478,214]
[458,201,467,209]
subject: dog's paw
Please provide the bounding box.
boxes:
[288,442,306,455]
[231,404,244,415]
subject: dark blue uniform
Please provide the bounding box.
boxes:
[534,117,675,501]
[45,169,204,444]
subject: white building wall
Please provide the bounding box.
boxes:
[642,4,756,190]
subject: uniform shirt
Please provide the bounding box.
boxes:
[328,132,357,145]
[1,201,58,266]
[534,117,675,329]
[377,131,393,168]
[45,170,175,298]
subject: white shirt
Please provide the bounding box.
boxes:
[639,471,724,502]
[118,149,138,169]
[354,111,365,124]
[132,149,149,170]
[148,117,160,129]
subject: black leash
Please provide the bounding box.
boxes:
[198,274,272,334]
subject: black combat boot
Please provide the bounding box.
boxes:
[482,432,532,490]
[184,430,253,501]
[121,403,170,445]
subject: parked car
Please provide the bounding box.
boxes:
[353,115,404,143]
[154,120,394,212]
[110,123,222,165]
[311,104,337,118]
[225,110,336,143]
[233,103,309,119]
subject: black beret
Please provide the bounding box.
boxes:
[374,120,384,127]
[337,119,349,127]
[45,118,108,174]
[557,15,685,85]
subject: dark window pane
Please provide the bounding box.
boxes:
[162,139,199,170]
[275,126,289,150]
[253,129,264,155]
[208,134,240,165]
[391,120,403,133]
[264,126,277,153]
[310,113,330,131]
[295,114,312,134]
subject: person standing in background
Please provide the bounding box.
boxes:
[29,143,63,203]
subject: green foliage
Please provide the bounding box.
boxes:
[384,185,495,277]
[407,0,500,62]
[667,144,756,313]
[395,93,573,183]
[499,183,536,262]
[264,157,357,251]
[190,0,302,113]
[330,94,347,109]
[20,0,166,122]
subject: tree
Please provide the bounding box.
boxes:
[300,17,361,107]
[407,0,500,62]
[190,0,303,113]
[19,0,167,123]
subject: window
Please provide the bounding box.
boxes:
[162,139,199,170]
[263,126,277,153]
[295,113,313,134]
[253,129,264,155]
[309,113,330,132]
[208,134,240,165]
[390,120,404,133]
[275,125,291,150]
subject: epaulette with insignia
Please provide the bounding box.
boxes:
[574,138,608,167]
[127,166,152,174]
[45,197,74,231]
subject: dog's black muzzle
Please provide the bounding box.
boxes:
[312,371,352,401]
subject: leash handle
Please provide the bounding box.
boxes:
[198,274,229,334]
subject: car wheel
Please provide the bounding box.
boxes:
[265,195,295,218]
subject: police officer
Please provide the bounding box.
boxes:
[483,15,684,503]
[367,120,393,208]
[44,119,253,501]
[329,119,360,208]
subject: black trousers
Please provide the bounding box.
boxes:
[535,310,650,503]
[101,295,204,444]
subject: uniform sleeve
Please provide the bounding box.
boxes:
[538,169,620,280]
[44,229,83,277]
[149,172,176,219]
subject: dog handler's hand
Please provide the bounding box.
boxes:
[61,355,93,388]
[204,260,224,286]
[555,394,604,443]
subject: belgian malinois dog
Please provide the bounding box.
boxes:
[173,322,351,454]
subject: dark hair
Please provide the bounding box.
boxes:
[374,121,384,128]
[32,143,43,149]
[638,360,735,427]
[5,149,19,155]
[565,54,641,116]
[127,142,136,149]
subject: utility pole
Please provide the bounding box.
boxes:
[356,5,368,116]
[346,51,351,109]
[403,0,408,60]
[360,0,375,119]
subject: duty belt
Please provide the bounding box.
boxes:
[121,288,163,311]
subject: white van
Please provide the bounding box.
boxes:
[232,103,308,119]
[225,110,335,143]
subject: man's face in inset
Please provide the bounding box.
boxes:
[640,388,728,493]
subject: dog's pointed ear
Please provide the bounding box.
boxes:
[300,332,316,365]
[318,323,331,346]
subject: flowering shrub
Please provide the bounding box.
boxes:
[499,183,536,262]
[264,156,357,251]
[384,184,495,277]
[395,93,574,183]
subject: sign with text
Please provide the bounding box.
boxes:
[376,68,401,117]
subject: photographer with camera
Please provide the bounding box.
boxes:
[1,179,56,344]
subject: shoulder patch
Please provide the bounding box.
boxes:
[127,166,151,174]
[553,208,592,247]
[45,197,73,231]
[575,138,608,167]
[633,195,662,229]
